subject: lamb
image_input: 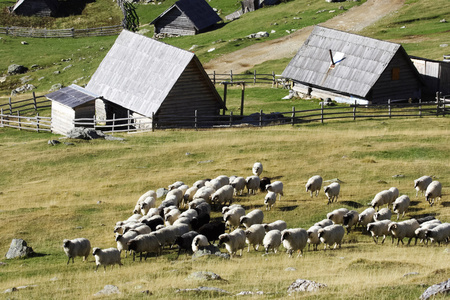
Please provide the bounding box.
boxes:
[218,228,246,257]
[373,208,392,221]
[246,176,261,195]
[327,208,349,225]
[314,219,333,228]
[306,225,322,251]
[387,219,420,246]
[244,224,265,252]
[414,175,433,197]
[92,247,122,271]
[425,181,442,206]
[305,175,322,197]
[264,191,277,211]
[190,213,211,231]
[259,177,271,192]
[263,220,287,232]
[198,221,226,244]
[370,190,393,211]
[211,185,234,207]
[62,238,91,264]
[252,162,263,176]
[342,210,359,234]
[358,207,376,229]
[425,223,450,245]
[392,195,410,220]
[263,229,282,254]
[281,228,308,257]
[265,181,284,200]
[240,209,264,229]
[324,182,340,204]
[230,176,246,196]
[224,205,246,230]
[318,225,345,250]
[127,234,162,261]
[115,230,139,258]
[191,234,209,252]
[174,231,199,256]
[388,187,399,206]
[367,220,392,244]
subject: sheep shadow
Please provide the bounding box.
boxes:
[410,213,438,220]
[409,201,421,207]
[278,205,298,212]
[339,201,364,208]
[441,201,450,207]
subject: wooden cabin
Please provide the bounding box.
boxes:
[282,26,424,104]
[410,56,450,100]
[11,0,59,17]
[85,30,225,129]
[150,0,221,36]
[46,84,100,135]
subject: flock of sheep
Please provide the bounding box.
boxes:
[62,163,449,271]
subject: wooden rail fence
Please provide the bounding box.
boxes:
[0,92,51,115]
[0,25,123,38]
[208,70,289,87]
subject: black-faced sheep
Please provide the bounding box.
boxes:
[324,182,340,204]
[264,191,277,211]
[174,231,199,256]
[327,208,349,225]
[388,219,420,246]
[259,177,271,192]
[342,210,359,234]
[246,176,261,195]
[211,185,234,207]
[127,234,162,261]
[224,205,245,230]
[425,223,450,245]
[63,238,91,265]
[231,176,246,196]
[266,181,284,200]
[367,220,392,244]
[192,234,210,252]
[370,190,393,211]
[115,230,139,258]
[358,207,375,230]
[240,209,264,229]
[306,225,322,251]
[373,208,392,222]
[198,221,226,244]
[263,220,287,232]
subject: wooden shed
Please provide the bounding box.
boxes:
[282,26,424,104]
[410,56,450,99]
[46,84,100,135]
[11,0,59,17]
[86,30,225,129]
[150,0,222,36]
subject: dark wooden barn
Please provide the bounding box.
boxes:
[410,56,450,100]
[85,30,225,129]
[11,0,59,17]
[150,0,221,36]
[282,26,424,104]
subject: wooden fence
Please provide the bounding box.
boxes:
[0,92,51,115]
[0,109,51,132]
[208,70,289,87]
[0,25,123,38]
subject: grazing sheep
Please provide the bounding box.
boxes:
[342,210,359,234]
[178,209,198,221]
[222,204,242,215]
[259,177,271,192]
[183,186,198,207]
[174,231,199,256]
[92,247,122,271]
[63,238,91,264]
[425,223,450,245]
[252,162,263,176]
[425,181,442,206]
[219,228,246,257]
[266,181,284,200]
[206,178,224,191]
[165,188,183,205]
[172,217,191,227]
[193,186,215,202]
[367,220,392,244]
[388,219,420,246]
[165,208,181,226]
[224,205,246,230]
[149,227,176,249]
[318,225,345,250]
[140,215,164,231]
[306,225,322,251]
[358,207,376,230]
[146,207,162,218]
[264,191,277,211]
[190,213,211,231]
[246,176,261,195]
[388,187,399,206]
[240,209,264,229]
[211,185,234,207]
[327,208,349,225]
[281,228,308,257]
[168,181,184,191]
[115,230,139,258]
[414,176,433,197]
[140,197,156,215]
[306,175,323,197]
[263,229,282,254]
[244,224,265,252]
[370,190,393,211]
[194,202,211,216]
[188,198,207,210]
[324,182,340,204]
[314,219,334,228]
[231,177,246,196]
[414,223,440,245]
[193,179,208,189]
[215,175,230,187]
[128,234,162,261]
[137,190,157,206]
[263,220,287,232]
[123,224,151,235]
[393,195,410,220]
[192,234,209,252]
[373,208,392,222]
[198,221,226,244]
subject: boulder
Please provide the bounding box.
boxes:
[49,83,63,92]
[7,64,28,75]
[287,279,327,294]
[187,271,223,281]
[11,84,35,96]
[66,127,105,140]
[192,246,229,260]
[5,239,34,259]
[94,285,120,296]
[420,279,450,300]
[176,286,230,295]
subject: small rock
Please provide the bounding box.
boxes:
[62,64,73,71]
[38,77,45,81]
[185,152,191,156]
[189,45,198,51]
[271,30,276,34]
[198,160,213,164]
[187,271,223,281]
[285,267,296,271]
[176,286,230,294]
[208,48,215,52]
[94,285,120,296]
[0,262,6,266]
[392,174,404,178]
[401,26,406,29]
[324,178,344,183]
[53,70,60,75]
[339,6,344,10]
[236,291,264,296]
[11,84,35,96]
[444,248,450,253]
[329,10,335,13]
[6,239,34,259]
[75,226,83,229]
[403,272,419,277]
[293,17,301,20]
[420,279,450,300]
[50,277,58,281]
[30,64,39,69]
[287,279,327,294]
[440,44,448,48]
[0,76,7,83]
[7,64,28,75]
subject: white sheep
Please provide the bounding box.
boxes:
[358,207,376,230]
[123,224,151,235]
[281,228,308,257]
[415,223,441,245]
[168,181,184,190]
[388,187,399,206]
[191,234,209,252]
[324,182,340,204]
[137,190,157,206]
[314,219,333,228]
[215,175,230,187]
[222,204,243,215]
[370,190,393,211]
[318,225,345,250]
[306,225,322,251]
[128,234,162,261]
[373,208,392,222]
[263,229,282,254]
[165,188,183,205]
[193,186,215,202]
[425,181,442,206]
[192,179,208,189]
[414,175,433,197]
[140,196,156,215]
[367,220,392,244]
[92,247,122,271]
[244,224,265,252]
[149,227,176,249]
[223,205,246,230]
[178,208,198,221]
[62,238,91,264]
[263,220,287,232]
[230,176,246,196]
[165,208,181,226]
[326,208,349,225]
[240,209,264,229]
[211,185,234,207]
[205,178,223,191]
[305,175,323,197]
[266,181,284,200]
[183,186,198,207]
[388,219,420,246]
[393,195,410,220]
[189,198,207,209]
[246,176,261,195]
[177,184,189,195]
[252,162,263,176]
[115,230,139,258]
[264,191,277,211]
[425,223,450,245]
[342,210,359,234]
[219,228,246,257]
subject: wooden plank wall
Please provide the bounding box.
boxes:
[155,8,196,35]
[51,102,75,135]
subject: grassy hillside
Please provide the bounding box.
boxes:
[0,117,449,299]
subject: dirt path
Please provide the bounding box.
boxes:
[204,0,405,74]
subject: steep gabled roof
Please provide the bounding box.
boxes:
[282,26,412,98]
[46,84,99,108]
[12,0,59,15]
[150,0,221,32]
[86,30,222,116]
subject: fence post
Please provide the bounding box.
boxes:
[388,99,391,118]
[127,110,130,132]
[71,28,75,38]
[259,110,263,127]
[152,112,155,132]
[36,112,40,132]
[419,98,422,117]
[240,83,245,116]
[291,106,295,126]
[443,95,446,117]
[229,111,233,127]
[272,71,275,87]
[222,83,227,116]
[17,111,21,130]
[9,97,12,114]
[33,91,37,111]
[0,108,3,127]
[93,115,96,130]
[213,71,216,85]
[112,113,115,134]
[321,102,324,124]
[230,70,233,83]
[253,70,256,84]
[194,110,198,131]
[353,100,357,121]
[436,92,440,117]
